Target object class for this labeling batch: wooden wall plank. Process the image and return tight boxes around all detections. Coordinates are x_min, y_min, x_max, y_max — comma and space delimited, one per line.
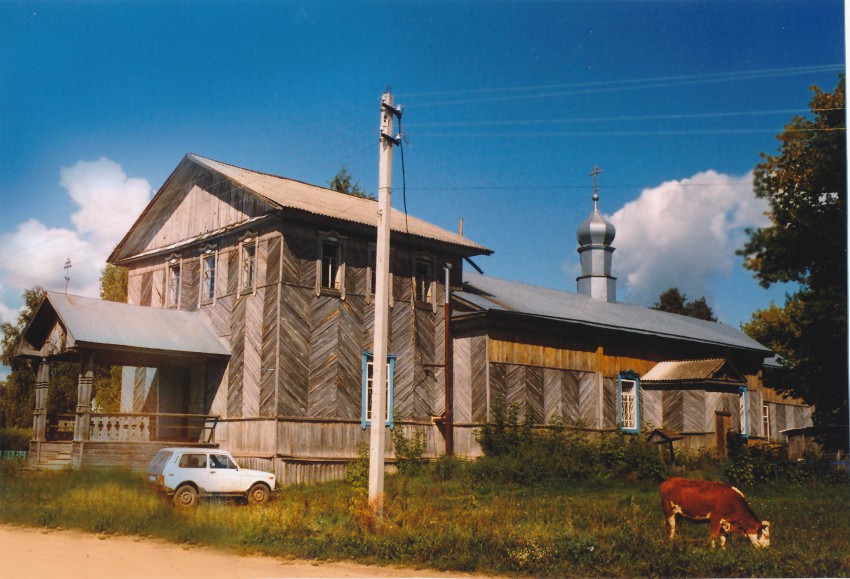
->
663, 390, 684, 432
683, 390, 705, 432
601, 377, 617, 428
227, 296, 246, 418
308, 296, 339, 418
642, 389, 663, 430
526, 366, 544, 423
453, 337, 472, 423
140, 272, 153, 307
278, 285, 310, 416
578, 372, 599, 427
242, 290, 262, 417
259, 284, 279, 418
470, 335, 487, 422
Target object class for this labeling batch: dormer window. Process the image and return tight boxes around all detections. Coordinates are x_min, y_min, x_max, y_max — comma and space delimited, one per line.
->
240, 236, 257, 294
414, 256, 434, 304
166, 255, 181, 308
200, 245, 217, 304
317, 232, 346, 296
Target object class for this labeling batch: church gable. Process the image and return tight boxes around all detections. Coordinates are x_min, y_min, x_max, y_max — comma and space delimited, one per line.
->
109, 156, 276, 264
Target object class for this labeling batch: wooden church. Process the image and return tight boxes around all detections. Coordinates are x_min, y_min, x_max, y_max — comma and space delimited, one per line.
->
16, 154, 811, 481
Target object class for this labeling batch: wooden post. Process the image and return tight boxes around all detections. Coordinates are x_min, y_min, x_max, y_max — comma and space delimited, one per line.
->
369, 91, 398, 516
74, 352, 94, 443
32, 358, 49, 442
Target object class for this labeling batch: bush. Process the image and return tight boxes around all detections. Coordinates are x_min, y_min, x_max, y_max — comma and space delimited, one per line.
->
0, 427, 32, 451
391, 426, 426, 474
472, 405, 667, 486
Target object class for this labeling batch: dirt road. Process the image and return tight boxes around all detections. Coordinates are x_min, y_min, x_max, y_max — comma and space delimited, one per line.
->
0, 524, 486, 579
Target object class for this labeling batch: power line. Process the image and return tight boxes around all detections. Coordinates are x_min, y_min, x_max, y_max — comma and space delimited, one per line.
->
400, 64, 845, 108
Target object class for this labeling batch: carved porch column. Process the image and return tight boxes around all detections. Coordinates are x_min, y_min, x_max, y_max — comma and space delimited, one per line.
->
32, 358, 49, 442
73, 352, 94, 443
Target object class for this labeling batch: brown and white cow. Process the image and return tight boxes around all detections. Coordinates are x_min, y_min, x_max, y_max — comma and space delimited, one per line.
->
660, 477, 770, 548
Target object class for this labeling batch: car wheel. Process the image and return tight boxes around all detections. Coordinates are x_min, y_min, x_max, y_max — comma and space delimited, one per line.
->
247, 483, 270, 505
172, 484, 199, 508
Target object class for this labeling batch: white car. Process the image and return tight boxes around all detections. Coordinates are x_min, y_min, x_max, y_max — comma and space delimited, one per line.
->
147, 448, 276, 507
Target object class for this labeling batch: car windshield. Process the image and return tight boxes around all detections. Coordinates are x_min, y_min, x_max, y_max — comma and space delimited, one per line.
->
147, 450, 173, 475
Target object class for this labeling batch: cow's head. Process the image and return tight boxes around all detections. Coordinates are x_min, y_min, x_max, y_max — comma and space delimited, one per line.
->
747, 521, 770, 548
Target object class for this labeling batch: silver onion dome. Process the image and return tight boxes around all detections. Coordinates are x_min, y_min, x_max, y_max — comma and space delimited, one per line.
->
576, 192, 616, 246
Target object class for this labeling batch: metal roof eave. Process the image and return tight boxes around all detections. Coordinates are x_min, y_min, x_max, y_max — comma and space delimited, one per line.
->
452, 308, 773, 356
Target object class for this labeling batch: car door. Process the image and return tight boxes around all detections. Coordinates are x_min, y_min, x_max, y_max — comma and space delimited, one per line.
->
175, 452, 210, 491
206, 453, 242, 493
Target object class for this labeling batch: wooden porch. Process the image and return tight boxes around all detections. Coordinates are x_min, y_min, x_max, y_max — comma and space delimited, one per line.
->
30, 412, 220, 470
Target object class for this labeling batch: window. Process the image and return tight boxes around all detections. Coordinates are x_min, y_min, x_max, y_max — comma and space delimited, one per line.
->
762, 403, 771, 439
210, 453, 236, 469
739, 386, 749, 438
167, 257, 181, 308
201, 251, 216, 303
618, 371, 640, 433
240, 239, 256, 293
178, 453, 207, 469
321, 240, 342, 290
368, 244, 377, 296
414, 258, 434, 303
361, 352, 395, 429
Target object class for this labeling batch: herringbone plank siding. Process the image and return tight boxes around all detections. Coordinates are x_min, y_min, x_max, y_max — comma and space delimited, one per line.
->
336, 297, 363, 418
241, 289, 262, 417
681, 390, 702, 432
309, 296, 340, 418
663, 390, 684, 432
391, 304, 415, 417
227, 296, 246, 418
489, 363, 506, 412
601, 377, 617, 428
140, 272, 152, 307
259, 284, 279, 417
470, 335, 487, 422
181, 258, 199, 310
526, 367, 543, 423
579, 372, 600, 427
453, 337, 472, 423
279, 285, 310, 416
642, 389, 662, 429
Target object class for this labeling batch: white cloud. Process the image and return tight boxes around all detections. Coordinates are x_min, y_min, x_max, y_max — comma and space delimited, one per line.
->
0, 158, 151, 310
61, 157, 152, 246
608, 170, 770, 306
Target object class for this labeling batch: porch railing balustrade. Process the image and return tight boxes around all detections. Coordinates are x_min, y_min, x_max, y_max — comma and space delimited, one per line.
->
47, 413, 219, 443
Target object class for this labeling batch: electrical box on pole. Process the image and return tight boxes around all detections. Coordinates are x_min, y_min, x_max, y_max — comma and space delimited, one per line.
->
369, 90, 401, 517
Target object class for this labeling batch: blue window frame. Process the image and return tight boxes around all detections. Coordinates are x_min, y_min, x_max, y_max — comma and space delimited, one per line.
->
738, 386, 749, 439
361, 352, 395, 430
617, 371, 640, 434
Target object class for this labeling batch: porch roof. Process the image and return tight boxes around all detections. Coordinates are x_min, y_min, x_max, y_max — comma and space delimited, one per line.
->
15, 292, 230, 366
641, 358, 747, 386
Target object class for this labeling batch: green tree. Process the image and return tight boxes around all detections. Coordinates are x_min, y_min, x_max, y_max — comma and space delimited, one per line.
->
93, 265, 128, 412
739, 77, 847, 436
1, 288, 46, 427
328, 166, 375, 200
651, 287, 717, 321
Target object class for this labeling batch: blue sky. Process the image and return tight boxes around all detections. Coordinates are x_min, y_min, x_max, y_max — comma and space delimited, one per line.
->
0, 1, 844, 373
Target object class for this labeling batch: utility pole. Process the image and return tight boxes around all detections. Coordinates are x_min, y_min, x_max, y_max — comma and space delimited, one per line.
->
64, 258, 72, 294
369, 90, 401, 516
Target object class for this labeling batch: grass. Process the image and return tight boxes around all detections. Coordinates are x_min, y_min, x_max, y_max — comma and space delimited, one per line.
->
0, 459, 848, 577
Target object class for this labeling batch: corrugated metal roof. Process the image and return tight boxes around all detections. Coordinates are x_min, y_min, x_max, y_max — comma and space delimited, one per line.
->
39, 292, 230, 357
641, 359, 727, 382
455, 272, 771, 354
188, 154, 492, 255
